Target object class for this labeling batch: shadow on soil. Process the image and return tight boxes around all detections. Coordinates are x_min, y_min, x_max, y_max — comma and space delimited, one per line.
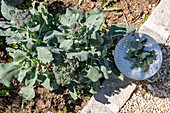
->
94, 76, 135, 104
48, 1, 66, 16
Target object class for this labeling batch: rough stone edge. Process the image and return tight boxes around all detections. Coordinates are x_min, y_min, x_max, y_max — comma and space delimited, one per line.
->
139, 25, 166, 47
81, 76, 137, 113
140, 0, 170, 44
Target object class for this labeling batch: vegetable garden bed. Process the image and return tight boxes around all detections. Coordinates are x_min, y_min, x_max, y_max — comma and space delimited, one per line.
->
0, 0, 160, 112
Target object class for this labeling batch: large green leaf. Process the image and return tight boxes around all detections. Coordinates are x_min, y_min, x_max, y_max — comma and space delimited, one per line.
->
19, 86, 35, 100
43, 30, 66, 46
24, 67, 38, 86
60, 7, 85, 26
0, 21, 12, 28
40, 68, 59, 91
88, 80, 100, 94
37, 47, 53, 64
1, 0, 17, 20
107, 58, 121, 76
67, 51, 90, 61
6, 48, 27, 64
29, 1, 36, 15
6, 34, 21, 44
107, 24, 136, 40
48, 47, 62, 61
68, 83, 77, 100
101, 65, 108, 79
0, 28, 14, 37
0, 27, 14, 37
90, 32, 104, 46
126, 26, 136, 34
99, 58, 109, 79
0, 29, 7, 36
18, 62, 32, 82
28, 25, 40, 32
86, 66, 102, 82
85, 8, 105, 32
0, 63, 21, 87
41, 78, 59, 91
59, 39, 73, 51
107, 24, 126, 40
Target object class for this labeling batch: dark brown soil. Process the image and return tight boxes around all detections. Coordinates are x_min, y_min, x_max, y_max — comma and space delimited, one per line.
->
0, 0, 160, 112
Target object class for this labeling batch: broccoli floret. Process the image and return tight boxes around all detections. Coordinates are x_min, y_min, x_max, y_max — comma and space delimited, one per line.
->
70, 22, 82, 35
12, 9, 32, 28
53, 58, 79, 86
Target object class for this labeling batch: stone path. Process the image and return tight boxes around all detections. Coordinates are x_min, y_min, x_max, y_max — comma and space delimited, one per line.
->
81, 0, 170, 113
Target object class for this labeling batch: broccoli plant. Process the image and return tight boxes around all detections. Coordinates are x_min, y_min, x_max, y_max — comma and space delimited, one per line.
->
0, 0, 59, 100
0, 0, 135, 100
43, 7, 136, 99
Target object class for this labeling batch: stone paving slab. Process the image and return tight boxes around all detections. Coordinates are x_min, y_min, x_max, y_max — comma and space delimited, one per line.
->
81, 0, 169, 113
81, 75, 136, 113
139, 0, 170, 46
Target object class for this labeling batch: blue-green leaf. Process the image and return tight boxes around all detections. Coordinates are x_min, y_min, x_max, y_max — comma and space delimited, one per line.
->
107, 24, 126, 40
85, 8, 105, 32
20, 86, 35, 100
0, 21, 12, 28
126, 26, 136, 34
60, 7, 85, 26
90, 32, 104, 46
41, 78, 59, 91
0, 63, 21, 87
29, 1, 36, 15
24, 67, 38, 86
28, 25, 40, 32
101, 65, 108, 79
37, 47, 53, 64
138, 52, 150, 60
6, 34, 21, 44
43, 30, 66, 46
59, 40, 73, 51
1, 0, 17, 20
68, 83, 77, 100
131, 39, 142, 51
18, 62, 32, 82
86, 66, 102, 82
67, 51, 90, 61
6, 48, 27, 64
89, 80, 100, 94
0, 29, 7, 36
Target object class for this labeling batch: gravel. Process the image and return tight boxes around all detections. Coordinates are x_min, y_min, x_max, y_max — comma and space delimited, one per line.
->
119, 39, 170, 113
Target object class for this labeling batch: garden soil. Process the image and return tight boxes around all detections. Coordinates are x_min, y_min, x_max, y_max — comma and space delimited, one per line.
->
0, 0, 160, 112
